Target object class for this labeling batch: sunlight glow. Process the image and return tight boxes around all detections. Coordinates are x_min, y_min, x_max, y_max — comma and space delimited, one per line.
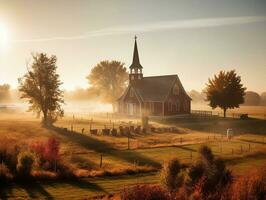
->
0, 23, 9, 49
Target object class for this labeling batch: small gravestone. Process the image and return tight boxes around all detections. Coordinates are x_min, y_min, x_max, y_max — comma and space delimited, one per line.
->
119, 126, 124, 135
90, 129, 98, 135
111, 128, 117, 136
102, 129, 110, 136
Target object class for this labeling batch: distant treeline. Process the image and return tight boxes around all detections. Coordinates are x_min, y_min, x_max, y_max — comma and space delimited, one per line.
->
188, 89, 266, 106
0, 84, 101, 103
1, 84, 266, 106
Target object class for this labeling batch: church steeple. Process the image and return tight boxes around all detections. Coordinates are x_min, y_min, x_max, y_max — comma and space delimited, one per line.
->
129, 36, 143, 82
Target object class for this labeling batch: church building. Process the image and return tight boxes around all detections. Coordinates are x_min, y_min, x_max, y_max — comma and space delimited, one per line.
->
117, 37, 191, 116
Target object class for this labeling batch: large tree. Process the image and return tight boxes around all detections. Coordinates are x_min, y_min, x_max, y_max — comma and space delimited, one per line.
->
87, 60, 128, 110
18, 53, 64, 125
205, 70, 246, 117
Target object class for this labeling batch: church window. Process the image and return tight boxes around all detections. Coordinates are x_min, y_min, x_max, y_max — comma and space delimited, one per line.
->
173, 84, 179, 95
130, 89, 134, 97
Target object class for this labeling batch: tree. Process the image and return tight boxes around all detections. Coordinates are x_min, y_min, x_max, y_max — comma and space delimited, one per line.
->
205, 70, 246, 117
260, 92, 266, 106
18, 53, 64, 125
0, 84, 10, 102
87, 60, 128, 110
244, 91, 261, 106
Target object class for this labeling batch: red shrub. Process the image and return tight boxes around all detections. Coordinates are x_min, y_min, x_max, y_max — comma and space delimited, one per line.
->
30, 137, 60, 170
45, 137, 60, 164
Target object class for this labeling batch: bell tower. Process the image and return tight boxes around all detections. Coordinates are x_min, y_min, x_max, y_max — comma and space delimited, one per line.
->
129, 36, 143, 82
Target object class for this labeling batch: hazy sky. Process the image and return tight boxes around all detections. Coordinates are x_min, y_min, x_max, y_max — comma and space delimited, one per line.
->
0, 0, 266, 93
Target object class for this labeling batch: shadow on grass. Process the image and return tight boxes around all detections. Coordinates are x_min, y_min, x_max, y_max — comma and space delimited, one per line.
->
18, 182, 54, 200
50, 126, 161, 167
176, 145, 197, 152
157, 117, 266, 135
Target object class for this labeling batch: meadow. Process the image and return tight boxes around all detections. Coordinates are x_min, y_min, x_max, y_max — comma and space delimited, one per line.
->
0, 106, 266, 199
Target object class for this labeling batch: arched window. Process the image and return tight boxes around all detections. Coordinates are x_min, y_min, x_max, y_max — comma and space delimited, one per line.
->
130, 89, 134, 97
173, 84, 179, 95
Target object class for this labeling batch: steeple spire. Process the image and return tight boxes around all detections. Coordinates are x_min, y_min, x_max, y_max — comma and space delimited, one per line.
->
130, 35, 143, 70
129, 36, 143, 82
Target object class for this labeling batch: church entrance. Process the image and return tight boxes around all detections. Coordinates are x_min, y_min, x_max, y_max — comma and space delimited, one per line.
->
128, 103, 134, 115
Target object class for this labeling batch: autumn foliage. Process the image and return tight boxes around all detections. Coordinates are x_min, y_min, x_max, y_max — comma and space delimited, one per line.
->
30, 137, 60, 170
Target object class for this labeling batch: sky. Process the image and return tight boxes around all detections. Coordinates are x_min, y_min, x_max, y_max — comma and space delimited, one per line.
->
0, 0, 266, 93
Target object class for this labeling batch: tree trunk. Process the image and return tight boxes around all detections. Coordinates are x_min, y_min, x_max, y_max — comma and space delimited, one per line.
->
223, 108, 227, 118
43, 110, 48, 126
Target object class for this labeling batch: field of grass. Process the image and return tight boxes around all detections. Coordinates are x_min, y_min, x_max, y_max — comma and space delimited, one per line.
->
0, 112, 266, 199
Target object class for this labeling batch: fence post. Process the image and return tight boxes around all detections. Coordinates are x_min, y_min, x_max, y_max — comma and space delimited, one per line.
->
240, 145, 243, 153
249, 143, 251, 152
232, 149, 234, 155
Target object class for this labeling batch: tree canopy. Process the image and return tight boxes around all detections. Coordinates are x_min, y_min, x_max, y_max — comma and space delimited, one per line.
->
87, 60, 128, 109
205, 70, 246, 117
244, 91, 261, 106
18, 53, 64, 125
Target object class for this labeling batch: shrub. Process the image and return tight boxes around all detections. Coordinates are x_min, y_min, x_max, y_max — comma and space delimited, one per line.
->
45, 137, 60, 166
30, 137, 60, 171
16, 151, 36, 178
160, 158, 184, 193
230, 167, 266, 200
0, 163, 13, 183
56, 161, 76, 180
198, 145, 214, 164
0, 138, 20, 172
187, 145, 232, 199
30, 141, 46, 165
121, 184, 170, 200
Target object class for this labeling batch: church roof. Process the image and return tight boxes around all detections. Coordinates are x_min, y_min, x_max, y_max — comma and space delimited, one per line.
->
130, 75, 191, 102
129, 37, 143, 69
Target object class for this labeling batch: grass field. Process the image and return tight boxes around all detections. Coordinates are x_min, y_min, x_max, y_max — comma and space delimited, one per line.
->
0, 111, 266, 199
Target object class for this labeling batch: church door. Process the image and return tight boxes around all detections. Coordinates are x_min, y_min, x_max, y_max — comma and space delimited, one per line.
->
129, 103, 134, 115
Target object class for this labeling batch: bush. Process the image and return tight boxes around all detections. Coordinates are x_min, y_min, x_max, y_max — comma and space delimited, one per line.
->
198, 145, 214, 164
0, 138, 20, 172
230, 167, 266, 200
160, 158, 184, 193
16, 151, 36, 178
0, 163, 13, 183
30, 137, 60, 171
56, 161, 76, 180
121, 184, 170, 200
186, 145, 232, 199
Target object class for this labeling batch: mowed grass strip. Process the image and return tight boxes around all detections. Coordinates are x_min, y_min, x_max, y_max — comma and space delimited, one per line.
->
1, 154, 266, 200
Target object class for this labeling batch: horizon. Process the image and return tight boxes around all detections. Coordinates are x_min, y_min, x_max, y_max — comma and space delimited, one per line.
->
0, 0, 266, 93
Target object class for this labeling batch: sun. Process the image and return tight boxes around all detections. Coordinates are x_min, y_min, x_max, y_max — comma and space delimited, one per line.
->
0, 23, 9, 48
